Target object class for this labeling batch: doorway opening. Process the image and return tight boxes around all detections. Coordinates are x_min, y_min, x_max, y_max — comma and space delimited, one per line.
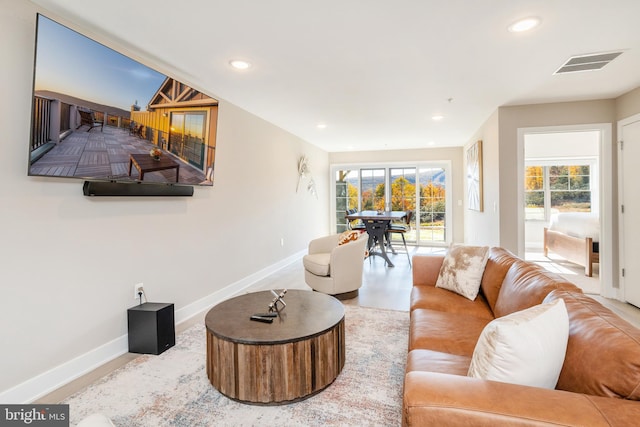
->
518, 125, 612, 296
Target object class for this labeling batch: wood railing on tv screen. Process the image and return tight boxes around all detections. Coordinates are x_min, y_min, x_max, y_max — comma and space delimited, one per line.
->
31, 96, 52, 151
31, 95, 214, 174
31, 96, 132, 152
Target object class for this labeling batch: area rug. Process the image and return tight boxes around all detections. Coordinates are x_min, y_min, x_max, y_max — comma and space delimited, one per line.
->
64, 305, 409, 426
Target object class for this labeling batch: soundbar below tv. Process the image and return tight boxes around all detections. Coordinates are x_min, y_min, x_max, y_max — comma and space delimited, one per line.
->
83, 181, 194, 197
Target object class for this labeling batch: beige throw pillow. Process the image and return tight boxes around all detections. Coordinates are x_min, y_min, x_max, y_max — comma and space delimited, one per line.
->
435, 244, 489, 300
468, 298, 569, 389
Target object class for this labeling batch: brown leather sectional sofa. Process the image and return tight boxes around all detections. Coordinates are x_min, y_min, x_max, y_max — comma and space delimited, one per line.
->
404, 247, 640, 426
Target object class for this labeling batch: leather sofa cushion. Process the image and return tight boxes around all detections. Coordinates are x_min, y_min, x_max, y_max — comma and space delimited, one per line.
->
302, 253, 330, 276
493, 260, 581, 318
412, 255, 445, 287
545, 290, 640, 399
403, 371, 640, 427
480, 247, 520, 315
410, 285, 494, 320
410, 308, 490, 356
406, 349, 471, 376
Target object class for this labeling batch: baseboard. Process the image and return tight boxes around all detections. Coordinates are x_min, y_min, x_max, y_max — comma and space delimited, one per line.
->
0, 335, 129, 404
0, 250, 306, 404
174, 249, 306, 325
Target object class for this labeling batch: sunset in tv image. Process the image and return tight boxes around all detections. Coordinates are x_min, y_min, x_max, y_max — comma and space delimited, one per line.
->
29, 14, 218, 186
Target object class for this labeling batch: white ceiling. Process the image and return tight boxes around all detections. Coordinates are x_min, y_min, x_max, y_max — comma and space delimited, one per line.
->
30, 0, 640, 152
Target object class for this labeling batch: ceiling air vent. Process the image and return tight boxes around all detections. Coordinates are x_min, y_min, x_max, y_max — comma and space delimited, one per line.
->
554, 51, 623, 74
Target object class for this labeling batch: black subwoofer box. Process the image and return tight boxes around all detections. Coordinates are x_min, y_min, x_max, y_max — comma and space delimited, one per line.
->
127, 302, 175, 355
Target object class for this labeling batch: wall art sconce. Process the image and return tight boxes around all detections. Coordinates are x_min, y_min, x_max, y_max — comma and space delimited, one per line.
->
297, 156, 317, 198
466, 140, 483, 211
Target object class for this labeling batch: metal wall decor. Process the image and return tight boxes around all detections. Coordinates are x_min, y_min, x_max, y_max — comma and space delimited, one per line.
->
466, 140, 483, 211
296, 156, 317, 198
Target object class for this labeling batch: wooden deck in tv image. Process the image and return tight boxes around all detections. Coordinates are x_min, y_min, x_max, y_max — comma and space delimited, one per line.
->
29, 14, 218, 186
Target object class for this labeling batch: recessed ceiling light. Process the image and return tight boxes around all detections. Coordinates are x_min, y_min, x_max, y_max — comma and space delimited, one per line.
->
508, 17, 541, 33
431, 115, 444, 121
229, 59, 251, 70
427, 141, 436, 146
316, 123, 327, 129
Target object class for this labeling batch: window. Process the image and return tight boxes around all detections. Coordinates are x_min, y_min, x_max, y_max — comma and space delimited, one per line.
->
169, 111, 207, 170
525, 162, 595, 221
525, 166, 545, 220
549, 166, 591, 212
418, 167, 447, 242
332, 163, 450, 244
390, 168, 416, 211
360, 168, 386, 211
335, 169, 359, 232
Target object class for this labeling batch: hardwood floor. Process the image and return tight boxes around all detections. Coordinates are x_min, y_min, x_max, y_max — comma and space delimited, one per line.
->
34, 245, 439, 404
35, 244, 640, 404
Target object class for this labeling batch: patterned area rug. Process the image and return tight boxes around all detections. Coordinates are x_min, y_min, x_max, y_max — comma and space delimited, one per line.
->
64, 305, 409, 426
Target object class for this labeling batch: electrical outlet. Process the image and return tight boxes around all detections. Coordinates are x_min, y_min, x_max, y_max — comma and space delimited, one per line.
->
134, 283, 144, 300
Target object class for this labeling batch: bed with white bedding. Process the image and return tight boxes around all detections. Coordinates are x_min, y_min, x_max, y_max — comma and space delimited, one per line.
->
543, 212, 599, 277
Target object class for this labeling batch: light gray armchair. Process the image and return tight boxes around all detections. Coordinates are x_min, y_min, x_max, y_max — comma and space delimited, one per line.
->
303, 232, 368, 299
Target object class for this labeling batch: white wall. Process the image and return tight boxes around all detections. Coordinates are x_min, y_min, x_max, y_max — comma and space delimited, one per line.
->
0, 0, 329, 402
496, 100, 616, 254
465, 98, 636, 299
616, 86, 640, 120
464, 110, 500, 247
525, 131, 600, 159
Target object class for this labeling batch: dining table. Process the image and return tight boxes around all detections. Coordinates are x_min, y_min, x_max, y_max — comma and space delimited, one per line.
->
345, 210, 407, 267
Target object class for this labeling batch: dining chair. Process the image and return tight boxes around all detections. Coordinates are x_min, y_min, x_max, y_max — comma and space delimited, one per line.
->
346, 208, 366, 231
386, 210, 413, 266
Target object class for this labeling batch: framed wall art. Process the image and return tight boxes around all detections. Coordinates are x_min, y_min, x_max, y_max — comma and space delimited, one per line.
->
466, 140, 483, 211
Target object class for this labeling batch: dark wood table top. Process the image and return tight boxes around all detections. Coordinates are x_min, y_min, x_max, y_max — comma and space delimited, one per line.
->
346, 210, 407, 221
205, 290, 344, 345
129, 153, 179, 172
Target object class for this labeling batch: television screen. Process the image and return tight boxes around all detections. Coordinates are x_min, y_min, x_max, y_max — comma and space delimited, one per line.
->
29, 14, 217, 187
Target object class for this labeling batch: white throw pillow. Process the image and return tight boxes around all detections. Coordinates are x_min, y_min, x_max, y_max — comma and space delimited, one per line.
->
435, 244, 489, 300
468, 298, 569, 389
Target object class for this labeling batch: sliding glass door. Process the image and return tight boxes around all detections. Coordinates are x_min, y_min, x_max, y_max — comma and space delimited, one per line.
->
332, 163, 450, 245
360, 168, 386, 211
335, 169, 359, 232
418, 167, 447, 243
389, 167, 417, 242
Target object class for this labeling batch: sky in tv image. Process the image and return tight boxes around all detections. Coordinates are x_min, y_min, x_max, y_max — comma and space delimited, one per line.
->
34, 15, 166, 112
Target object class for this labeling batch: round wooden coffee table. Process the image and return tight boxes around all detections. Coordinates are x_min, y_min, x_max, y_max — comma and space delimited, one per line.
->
205, 290, 345, 405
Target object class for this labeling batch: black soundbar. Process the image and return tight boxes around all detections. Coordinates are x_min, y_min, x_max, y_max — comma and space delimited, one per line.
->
83, 181, 194, 197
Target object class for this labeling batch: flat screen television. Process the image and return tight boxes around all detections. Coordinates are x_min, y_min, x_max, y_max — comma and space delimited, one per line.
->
29, 14, 218, 191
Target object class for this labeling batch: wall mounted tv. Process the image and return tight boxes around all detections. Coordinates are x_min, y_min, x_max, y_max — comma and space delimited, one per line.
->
29, 14, 218, 190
